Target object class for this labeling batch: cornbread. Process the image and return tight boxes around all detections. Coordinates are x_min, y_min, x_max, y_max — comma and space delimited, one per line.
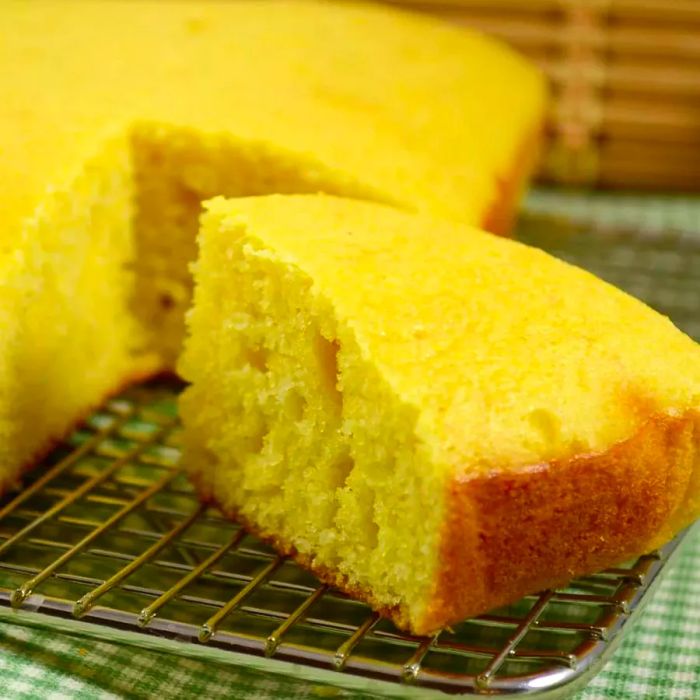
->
179, 195, 700, 634
0, 0, 545, 490
3, 0, 545, 367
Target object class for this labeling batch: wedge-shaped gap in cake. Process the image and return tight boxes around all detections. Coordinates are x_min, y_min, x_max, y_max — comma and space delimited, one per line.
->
128, 122, 391, 369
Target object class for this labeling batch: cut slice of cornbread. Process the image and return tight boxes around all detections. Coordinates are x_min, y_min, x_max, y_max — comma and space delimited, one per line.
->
179, 194, 700, 634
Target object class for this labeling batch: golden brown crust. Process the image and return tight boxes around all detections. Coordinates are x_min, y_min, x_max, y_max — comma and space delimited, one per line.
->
481, 124, 544, 237
418, 410, 700, 634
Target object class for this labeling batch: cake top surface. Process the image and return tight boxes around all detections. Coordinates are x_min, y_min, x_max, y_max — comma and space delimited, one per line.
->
204, 194, 700, 473
1, 0, 545, 238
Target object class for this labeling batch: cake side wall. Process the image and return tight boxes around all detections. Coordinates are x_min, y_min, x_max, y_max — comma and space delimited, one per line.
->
417, 410, 699, 634
481, 124, 546, 237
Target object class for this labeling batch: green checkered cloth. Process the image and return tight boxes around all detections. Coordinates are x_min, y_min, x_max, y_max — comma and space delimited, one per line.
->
1, 189, 699, 699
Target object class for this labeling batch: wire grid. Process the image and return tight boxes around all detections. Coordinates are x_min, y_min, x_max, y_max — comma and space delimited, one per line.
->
0, 218, 698, 698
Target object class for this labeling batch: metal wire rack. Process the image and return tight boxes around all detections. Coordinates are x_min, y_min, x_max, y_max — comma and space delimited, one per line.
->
0, 214, 698, 698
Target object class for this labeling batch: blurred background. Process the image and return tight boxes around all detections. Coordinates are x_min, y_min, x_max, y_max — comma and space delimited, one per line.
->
383, 0, 700, 191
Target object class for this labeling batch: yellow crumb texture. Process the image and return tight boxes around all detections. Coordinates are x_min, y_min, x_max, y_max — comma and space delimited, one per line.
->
0, 136, 155, 489
179, 194, 700, 631
0, 0, 545, 488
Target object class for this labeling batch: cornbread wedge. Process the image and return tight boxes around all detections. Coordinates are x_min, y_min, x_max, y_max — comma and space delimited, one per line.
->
179, 195, 700, 634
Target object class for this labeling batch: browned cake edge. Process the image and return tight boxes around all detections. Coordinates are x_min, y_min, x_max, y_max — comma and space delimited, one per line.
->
192, 409, 699, 636
418, 409, 700, 634
481, 124, 545, 237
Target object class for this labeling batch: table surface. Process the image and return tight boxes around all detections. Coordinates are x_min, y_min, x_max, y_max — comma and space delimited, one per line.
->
0, 188, 699, 700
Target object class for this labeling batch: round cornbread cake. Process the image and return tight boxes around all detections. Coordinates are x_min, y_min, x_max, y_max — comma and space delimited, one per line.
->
179, 194, 700, 634
0, 0, 545, 491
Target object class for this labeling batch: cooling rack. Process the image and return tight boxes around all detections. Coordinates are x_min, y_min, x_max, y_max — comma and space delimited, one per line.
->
0, 215, 698, 699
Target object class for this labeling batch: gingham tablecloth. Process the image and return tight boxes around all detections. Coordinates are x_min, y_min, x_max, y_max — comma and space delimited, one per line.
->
0, 189, 699, 699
